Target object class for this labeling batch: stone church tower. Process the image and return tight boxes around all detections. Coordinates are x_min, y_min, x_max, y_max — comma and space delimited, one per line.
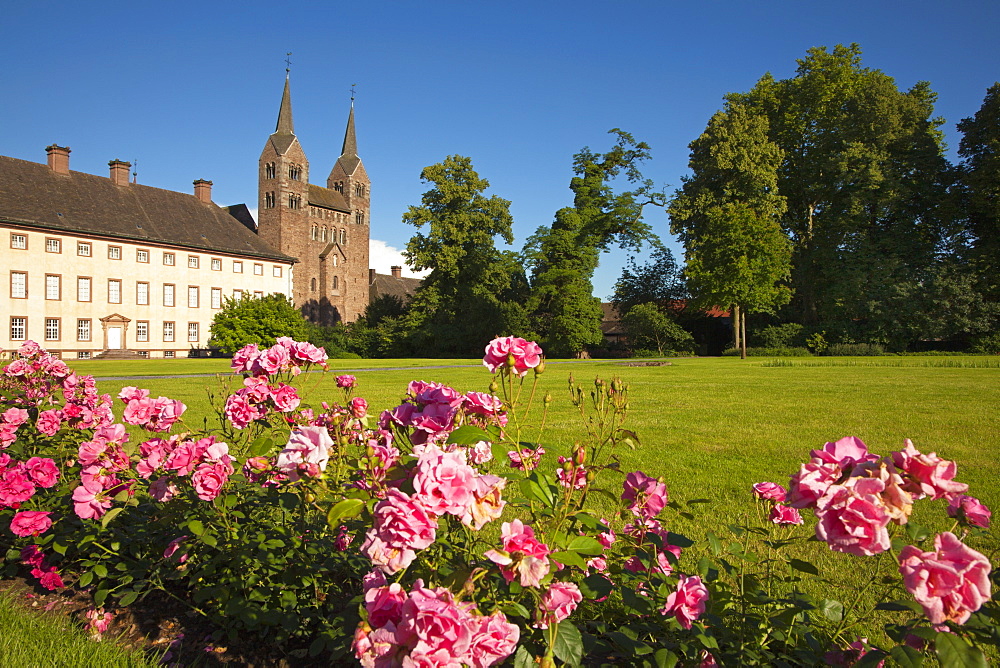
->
257, 75, 371, 324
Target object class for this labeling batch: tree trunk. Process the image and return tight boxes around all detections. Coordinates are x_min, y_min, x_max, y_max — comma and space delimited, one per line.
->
732, 304, 741, 352
740, 308, 747, 360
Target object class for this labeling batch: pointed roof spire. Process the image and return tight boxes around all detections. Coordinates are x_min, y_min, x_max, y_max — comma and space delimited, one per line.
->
341, 103, 357, 158
275, 74, 294, 135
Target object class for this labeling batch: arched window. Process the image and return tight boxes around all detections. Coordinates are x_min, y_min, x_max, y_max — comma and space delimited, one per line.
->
310, 224, 318, 240
339, 229, 347, 245
332, 276, 339, 290
321, 226, 327, 241
265, 162, 276, 179
310, 277, 317, 292
264, 192, 275, 208
355, 211, 365, 225
332, 255, 338, 267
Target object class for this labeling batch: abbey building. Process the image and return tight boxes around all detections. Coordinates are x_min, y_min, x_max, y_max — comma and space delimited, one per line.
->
0, 76, 370, 359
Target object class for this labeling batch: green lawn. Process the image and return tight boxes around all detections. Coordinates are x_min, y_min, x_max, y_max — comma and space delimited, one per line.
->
0, 590, 161, 667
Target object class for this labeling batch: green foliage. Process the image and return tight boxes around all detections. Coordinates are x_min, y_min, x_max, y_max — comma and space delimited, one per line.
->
721, 346, 812, 357
669, 102, 792, 357
401, 155, 530, 355
621, 302, 695, 356
208, 293, 308, 354
970, 332, 1000, 354
824, 342, 886, 356
751, 323, 804, 349
806, 331, 829, 354
528, 130, 663, 356
958, 82, 1000, 302
729, 44, 951, 335
612, 247, 687, 315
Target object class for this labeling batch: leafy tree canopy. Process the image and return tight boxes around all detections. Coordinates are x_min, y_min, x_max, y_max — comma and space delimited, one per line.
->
208, 293, 308, 354
401, 156, 530, 355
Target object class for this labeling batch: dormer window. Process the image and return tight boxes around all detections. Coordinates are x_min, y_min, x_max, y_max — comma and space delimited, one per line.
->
265, 162, 276, 179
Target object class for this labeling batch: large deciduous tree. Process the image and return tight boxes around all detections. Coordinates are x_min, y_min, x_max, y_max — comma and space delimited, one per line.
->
526, 130, 661, 357
729, 44, 951, 337
402, 155, 529, 355
958, 82, 1000, 302
669, 104, 792, 358
611, 247, 687, 315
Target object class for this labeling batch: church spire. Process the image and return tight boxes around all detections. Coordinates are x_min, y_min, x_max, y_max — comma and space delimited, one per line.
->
275, 74, 294, 135
341, 104, 357, 158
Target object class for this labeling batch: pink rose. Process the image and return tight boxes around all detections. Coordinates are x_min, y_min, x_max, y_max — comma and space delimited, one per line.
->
271, 383, 301, 412
483, 336, 543, 376
468, 612, 519, 668
395, 582, 473, 662
362, 489, 438, 574
10, 510, 52, 537
163, 535, 188, 560
276, 426, 333, 476
23, 457, 59, 488
787, 458, 841, 508
899, 532, 991, 625
814, 478, 891, 556
412, 445, 477, 517
892, 439, 969, 500
484, 519, 551, 587
0, 424, 17, 448
811, 437, 879, 470
147, 397, 185, 431
365, 582, 408, 629
622, 470, 667, 519
149, 477, 179, 502
336, 374, 357, 389
35, 410, 62, 436
21, 544, 45, 567
534, 581, 582, 629
37, 567, 64, 591
72, 479, 112, 520
290, 340, 326, 365
460, 475, 507, 531
259, 344, 291, 375
2, 408, 29, 426
122, 397, 155, 425
224, 394, 261, 429
947, 495, 991, 528
191, 461, 232, 501
663, 575, 709, 629
752, 481, 787, 502
350, 396, 369, 419
469, 441, 493, 465
769, 504, 804, 525
231, 343, 261, 373
117, 386, 150, 403
0, 468, 35, 506
464, 391, 504, 417
84, 608, 114, 636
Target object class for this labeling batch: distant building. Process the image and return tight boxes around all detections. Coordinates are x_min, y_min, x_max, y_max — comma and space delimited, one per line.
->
369, 266, 422, 306
0, 75, 372, 359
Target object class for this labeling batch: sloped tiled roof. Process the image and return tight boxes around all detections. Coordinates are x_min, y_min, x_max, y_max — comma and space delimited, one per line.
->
370, 272, 422, 303
0, 155, 295, 263
307, 184, 350, 212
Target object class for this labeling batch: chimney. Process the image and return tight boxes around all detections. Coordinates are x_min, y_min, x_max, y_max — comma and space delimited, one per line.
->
193, 179, 213, 204
369, 268, 376, 284
46, 145, 71, 175
391, 265, 402, 278
109, 159, 131, 186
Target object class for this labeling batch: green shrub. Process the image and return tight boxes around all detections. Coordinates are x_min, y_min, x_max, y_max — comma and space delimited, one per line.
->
751, 323, 804, 348
970, 332, 1000, 354
824, 342, 886, 356
722, 346, 812, 357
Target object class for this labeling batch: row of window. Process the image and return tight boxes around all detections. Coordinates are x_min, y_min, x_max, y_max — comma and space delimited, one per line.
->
9, 317, 201, 343
309, 276, 340, 291
263, 162, 303, 181
9, 234, 285, 276
329, 181, 368, 198
310, 225, 350, 244
10, 274, 268, 308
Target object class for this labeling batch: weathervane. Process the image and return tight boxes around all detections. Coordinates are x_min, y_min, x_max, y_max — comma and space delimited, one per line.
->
132, 159, 138, 184
350, 83, 357, 103
285, 52, 292, 74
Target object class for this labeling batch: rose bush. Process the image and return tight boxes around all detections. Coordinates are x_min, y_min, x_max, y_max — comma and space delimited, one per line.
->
0, 337, 997, 666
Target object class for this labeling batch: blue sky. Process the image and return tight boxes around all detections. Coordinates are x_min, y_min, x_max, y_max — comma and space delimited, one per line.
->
3, 1, 998, 298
